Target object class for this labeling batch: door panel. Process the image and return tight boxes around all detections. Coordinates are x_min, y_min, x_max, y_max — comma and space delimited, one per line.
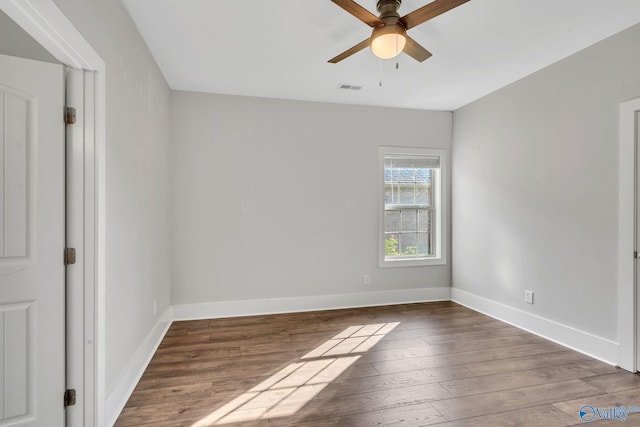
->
0, 303, 30, 419
0, 86, 31, 259
0, 54, 64, 426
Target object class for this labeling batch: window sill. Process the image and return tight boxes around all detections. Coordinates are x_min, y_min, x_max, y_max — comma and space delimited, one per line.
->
379, 257, 446, 268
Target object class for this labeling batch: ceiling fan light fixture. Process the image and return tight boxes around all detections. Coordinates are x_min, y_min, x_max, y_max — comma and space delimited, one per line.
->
370, 24, 407, 59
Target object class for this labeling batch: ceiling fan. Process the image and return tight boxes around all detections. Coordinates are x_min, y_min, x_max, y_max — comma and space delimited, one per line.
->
328, 0, 470, 63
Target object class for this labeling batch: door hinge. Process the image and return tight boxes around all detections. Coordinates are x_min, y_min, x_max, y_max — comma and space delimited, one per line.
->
64, 388, 76, 407
635, 251, 638, 259
64, 248, 76, 265
64, 106, 76, 125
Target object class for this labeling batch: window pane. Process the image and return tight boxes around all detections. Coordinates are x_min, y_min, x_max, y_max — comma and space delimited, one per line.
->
418, 210, 431, 232
384, 234, 399, 256
399, 185, 415, 205
385, 182, 401, 204
399, 233, 417, 256
417, 232, 431, 255
385, 211, 400, 232
385, 167, 433, 206
416, 168, 430, 183
401, 209, 417, 232
415, 183, 430, 205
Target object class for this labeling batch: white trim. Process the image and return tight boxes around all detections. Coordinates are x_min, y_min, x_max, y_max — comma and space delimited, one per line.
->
65, 67, 88, 427
172, 287, 452, 321
451, 288, 619, 366
0, 1, 107, 425
0, 0, 101, 69
82, 69, 98, 426
105, 308, 172, 427
619, 98, 640, 372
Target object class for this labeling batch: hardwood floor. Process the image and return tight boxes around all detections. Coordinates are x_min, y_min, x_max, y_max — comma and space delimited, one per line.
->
115, 302, 640, 426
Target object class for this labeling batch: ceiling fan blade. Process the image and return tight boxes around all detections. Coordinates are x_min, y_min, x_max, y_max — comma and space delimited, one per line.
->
400, 0, 470, 30
328, 38, 371, 63
403, 36, 432, 62
331, 0, 382, 27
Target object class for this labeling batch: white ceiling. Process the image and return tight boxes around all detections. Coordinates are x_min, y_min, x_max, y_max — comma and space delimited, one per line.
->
122, 0, 640, 111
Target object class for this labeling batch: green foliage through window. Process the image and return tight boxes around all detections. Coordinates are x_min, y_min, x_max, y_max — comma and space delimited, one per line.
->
385, 235, 399, 256
403, 246, 417, 255
385, 235, 419, 256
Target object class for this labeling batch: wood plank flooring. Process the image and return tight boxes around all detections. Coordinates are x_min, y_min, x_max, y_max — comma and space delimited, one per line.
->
115, 302, 640, 426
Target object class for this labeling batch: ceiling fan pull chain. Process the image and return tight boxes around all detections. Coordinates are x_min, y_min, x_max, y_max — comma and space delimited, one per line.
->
379, 57, 383, 87
396, 61, 399, 70
394, 36, 400, 70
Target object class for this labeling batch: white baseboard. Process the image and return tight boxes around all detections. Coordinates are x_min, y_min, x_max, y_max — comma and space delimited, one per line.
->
172, 287, 452, 321
451, 288, 619, 365
106, 308, 173, 427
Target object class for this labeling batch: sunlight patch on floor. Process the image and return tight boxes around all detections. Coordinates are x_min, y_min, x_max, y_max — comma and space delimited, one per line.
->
301, 322, 399, 359
191, 321, 400, 426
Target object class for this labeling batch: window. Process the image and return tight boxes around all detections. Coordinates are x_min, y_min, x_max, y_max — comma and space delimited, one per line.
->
379, 147, 446, 267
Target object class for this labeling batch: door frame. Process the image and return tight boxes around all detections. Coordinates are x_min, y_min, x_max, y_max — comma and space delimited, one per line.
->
65, 68, 97, 427
618, 97, 640, 373
0, 0, 106, 425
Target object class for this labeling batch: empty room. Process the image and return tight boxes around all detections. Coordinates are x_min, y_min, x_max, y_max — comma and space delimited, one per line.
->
1, 0, 640, 426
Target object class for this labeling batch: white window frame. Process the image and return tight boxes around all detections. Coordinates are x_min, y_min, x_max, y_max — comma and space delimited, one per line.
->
378, 146, 447, 267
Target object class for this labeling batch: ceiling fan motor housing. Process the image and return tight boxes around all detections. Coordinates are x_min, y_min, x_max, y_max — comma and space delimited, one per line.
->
376, 0, 402, 18
373, 1, 407, 42
371, 21, 407, 42
371, 0, 407, 57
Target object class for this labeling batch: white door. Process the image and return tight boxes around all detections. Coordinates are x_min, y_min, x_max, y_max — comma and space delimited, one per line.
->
0, 54, 65, 425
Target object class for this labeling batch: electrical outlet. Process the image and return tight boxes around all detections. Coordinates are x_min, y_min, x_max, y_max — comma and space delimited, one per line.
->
363, 275, 371, 286
524, 290, 534, 305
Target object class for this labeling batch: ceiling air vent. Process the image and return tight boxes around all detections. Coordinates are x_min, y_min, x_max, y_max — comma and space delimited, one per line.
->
337, 83, 363, 91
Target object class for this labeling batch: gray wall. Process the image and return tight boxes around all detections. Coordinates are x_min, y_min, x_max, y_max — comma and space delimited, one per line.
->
452, 23, 640, 341
171, 92, 452, 305
51, 0, 172, 395
0, 10, 58, 63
